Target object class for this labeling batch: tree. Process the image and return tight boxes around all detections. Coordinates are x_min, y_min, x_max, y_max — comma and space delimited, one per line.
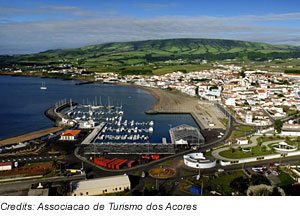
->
239, 70, 246, 78
243, 100, 249, 106
251, 174, 271, 186
230, 176, 250, 195
57, 181, 70, 196
274, 119, 283, 134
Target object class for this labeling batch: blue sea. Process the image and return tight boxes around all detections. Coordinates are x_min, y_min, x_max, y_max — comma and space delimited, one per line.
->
0, 75, 198, 142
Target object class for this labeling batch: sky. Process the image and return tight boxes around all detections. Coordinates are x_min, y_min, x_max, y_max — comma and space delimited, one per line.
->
0, 0, 300, 54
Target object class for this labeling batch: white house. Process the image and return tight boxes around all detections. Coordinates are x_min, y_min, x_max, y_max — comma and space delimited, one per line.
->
225, 98, 236, 106
245, 111, 253, 124
257, 89, 268, 99
237, 137, 249, 145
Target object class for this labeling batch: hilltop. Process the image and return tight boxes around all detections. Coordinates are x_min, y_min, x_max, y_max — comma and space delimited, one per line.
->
1, 38, 300, 74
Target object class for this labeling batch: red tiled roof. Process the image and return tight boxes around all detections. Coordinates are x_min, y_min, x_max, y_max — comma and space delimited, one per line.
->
61, 130, 81, 137
0, 162, 12, 166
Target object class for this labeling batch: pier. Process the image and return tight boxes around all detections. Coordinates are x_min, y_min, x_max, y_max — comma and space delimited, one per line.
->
75, 81, 95, 85
45, 100, 76, 123
81, 123, 106, 144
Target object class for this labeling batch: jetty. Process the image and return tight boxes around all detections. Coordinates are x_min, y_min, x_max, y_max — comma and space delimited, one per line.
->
0, 127, 62, 147
45, 101, 76, 123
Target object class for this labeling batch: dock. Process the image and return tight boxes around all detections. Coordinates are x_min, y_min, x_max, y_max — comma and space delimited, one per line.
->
81, 123, 106, 145
75, 81, 95, 85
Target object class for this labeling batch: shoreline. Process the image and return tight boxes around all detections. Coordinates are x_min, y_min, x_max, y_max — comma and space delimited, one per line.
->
0, 74, 226, 144
118, 83, 226, 129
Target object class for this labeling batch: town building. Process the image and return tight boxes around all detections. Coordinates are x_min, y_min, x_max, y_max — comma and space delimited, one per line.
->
0, 162, 12, 171
71, 175, 131, 196
60, 130, 81, 141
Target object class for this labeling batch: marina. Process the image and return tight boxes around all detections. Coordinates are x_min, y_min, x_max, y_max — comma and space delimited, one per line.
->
63, 97, 155, 144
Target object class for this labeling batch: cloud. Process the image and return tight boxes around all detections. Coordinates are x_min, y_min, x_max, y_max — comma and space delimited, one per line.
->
0, 15, 300, 54
140, 3, 180, 11
232, 13, 300, 22
0, 5, 118, 19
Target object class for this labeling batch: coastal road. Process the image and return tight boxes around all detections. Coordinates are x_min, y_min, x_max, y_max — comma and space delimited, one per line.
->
0, 155, 58, 163
0, 174, 86, 196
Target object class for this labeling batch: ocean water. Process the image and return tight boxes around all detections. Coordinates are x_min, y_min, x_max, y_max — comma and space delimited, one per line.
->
0, 75, 198, 142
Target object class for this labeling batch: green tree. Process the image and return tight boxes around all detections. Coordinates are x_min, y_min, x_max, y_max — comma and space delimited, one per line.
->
274, 119, 283, 134
251, 174, 271, 186
57, 181, 70, 196
230, 176, 250, 195
239, 71, 246, 78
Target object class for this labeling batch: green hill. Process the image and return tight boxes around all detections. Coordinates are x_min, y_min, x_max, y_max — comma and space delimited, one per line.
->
2, 38, 300, 74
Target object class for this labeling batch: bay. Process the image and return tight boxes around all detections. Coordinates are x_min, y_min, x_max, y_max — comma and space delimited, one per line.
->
0, 75, 198, 142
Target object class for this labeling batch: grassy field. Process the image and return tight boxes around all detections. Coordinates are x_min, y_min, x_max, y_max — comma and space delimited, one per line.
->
219, 145, 273, 159
230, 130, 247, 139
180, 171, 247, 195
277, 170, 296, 187
204, 171, 247, 195
159, 160, 173, 166
257, 136, 281, 144
236, 126, 255, 131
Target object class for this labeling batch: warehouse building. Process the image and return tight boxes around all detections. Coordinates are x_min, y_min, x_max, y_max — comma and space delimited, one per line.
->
169, 124, 205, 150
71, 175, 131, 196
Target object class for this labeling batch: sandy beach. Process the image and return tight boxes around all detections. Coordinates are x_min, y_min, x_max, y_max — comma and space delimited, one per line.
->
119, 83, 226, 129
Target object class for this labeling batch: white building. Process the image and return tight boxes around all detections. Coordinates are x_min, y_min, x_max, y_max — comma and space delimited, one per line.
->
0, 162, 12, 171
245, 111, 253, 124
237, 137, 249, 145
183, 153, 216, 169
60, 130, 81, 141
225, 98, 236, 106
71, 175, 131, 196
281, 124, 300, 136
257, 89, 268, 99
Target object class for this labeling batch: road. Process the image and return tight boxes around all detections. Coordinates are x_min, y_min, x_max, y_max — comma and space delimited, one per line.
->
0, 155, 58, 163
0, 174, 86, 196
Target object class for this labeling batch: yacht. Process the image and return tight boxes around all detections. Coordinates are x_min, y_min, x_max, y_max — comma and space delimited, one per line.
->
40, 82, 47, 90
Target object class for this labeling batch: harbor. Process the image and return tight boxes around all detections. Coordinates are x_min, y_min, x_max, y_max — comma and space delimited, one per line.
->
63, 96, 156, 144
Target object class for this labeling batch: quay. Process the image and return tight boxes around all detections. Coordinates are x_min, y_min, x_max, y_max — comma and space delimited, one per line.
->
0, 127, 62, 147
81, 123, 106, 144
75, 81, 95, 85
45, 101, 76, 123
145, 110, 206, 129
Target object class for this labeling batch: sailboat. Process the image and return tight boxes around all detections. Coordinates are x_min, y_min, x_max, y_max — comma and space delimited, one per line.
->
40, 82, 47, 90
106, 96, 115, 109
